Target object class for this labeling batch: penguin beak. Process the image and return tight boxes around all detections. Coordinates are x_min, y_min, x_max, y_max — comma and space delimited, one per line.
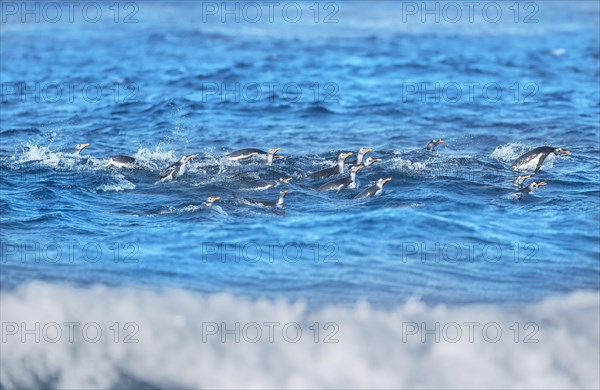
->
362, 148, 373, 153
383, 177, 392, 183
186, 154, 197, 159
561, 149, 571, 155
273, 148, 281, 152
344, 152, 353, 157
372, 158, 382, 162
522, 175, 532, 180
81, 143, 90, 148
275, 155, 284, 159
281, 190, 288, 195
283, 178, 293, 182
356, 165, 364, 170
212, 197, 221, 202
536, 182, 547, 187
438, 139, 445, 144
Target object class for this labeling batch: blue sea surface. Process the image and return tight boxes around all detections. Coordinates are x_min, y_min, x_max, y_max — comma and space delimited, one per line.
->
1, 1, 599, 309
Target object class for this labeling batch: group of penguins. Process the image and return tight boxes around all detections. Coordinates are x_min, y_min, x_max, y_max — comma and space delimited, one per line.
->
69, 140, 572, 207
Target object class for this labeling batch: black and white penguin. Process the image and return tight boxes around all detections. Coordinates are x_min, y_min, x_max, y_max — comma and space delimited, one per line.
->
158, 154, 197, 181
425, 139, 445, 151
309, 152, 353, 179
511, 146, 571, 172
316, 165, 364, 192
346, 148, 372, 165
514, 181, 546, 200
354, 178, 392, 199
240, 190, 288, 207
227, 148, 281, 166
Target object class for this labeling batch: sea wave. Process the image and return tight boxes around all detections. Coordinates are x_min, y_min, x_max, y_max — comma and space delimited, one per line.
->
1, 283, 598, 389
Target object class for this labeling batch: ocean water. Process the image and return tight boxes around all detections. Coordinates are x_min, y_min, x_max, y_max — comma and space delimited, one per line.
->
1, 1, 599, 388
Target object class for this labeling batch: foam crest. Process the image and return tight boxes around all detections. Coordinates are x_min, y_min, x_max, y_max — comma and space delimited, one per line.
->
1, 283, 598, 389
490, 143, 529, 162
96, 173, 136, 192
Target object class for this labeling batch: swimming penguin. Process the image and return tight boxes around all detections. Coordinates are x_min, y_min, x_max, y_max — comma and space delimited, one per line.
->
73, 143, 90, 155
227, 148, 281, 165
347, 148, 373, 165
158, 154, 197, 181
425, 139, 445, 151
511, 146, 571, 172
240, 177, 292, 191
363, 157, 382, 167
512, 175, 532, 187
106, 155, 137, 168
515, 181, 546, 199
354, 177, 392, 199
316, 165, 364, 192
203, 196, 220, 206
309, 152, 353, 179
241, 190, 288, 207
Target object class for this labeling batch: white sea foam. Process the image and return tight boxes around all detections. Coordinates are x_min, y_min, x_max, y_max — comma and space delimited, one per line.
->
16, 144, 79, 169
133, 147, 178, 171
490, 143, 530, 162
96, 174, 136, 193
1, 283, 598, 389
389, 157, 427, 171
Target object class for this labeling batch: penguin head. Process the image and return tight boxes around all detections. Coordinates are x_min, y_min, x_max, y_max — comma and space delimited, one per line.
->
279, 190, 289, 198
75, 143, 90, 152
364, 157, 382, 166
426, 139, 444, 150
280, 177, 293, 183
268, 147, 281, 155
358, 147, 372, 155
377, 177, 392, 187
530, 181, 547, 191
350, 165, 364, 173
554, 147, 571, 155
339, 151, 353, 161
206, 196, 220, 205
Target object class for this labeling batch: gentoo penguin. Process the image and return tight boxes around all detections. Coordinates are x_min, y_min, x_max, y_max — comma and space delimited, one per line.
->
354, 178, 392, 199
347, 148, 373, 165
512, 175, 532, 187
316, 165, 364, 192
240, 177, 292, 191
73, 143, 90, 155
158, 154, 197, 181
425, 139, 445, 151
227, 148, 281, 165
515, 181, 546, 200
106, 155, 137, 168
363, 157, 382, 167
309, 152, 353, 179
511, 146, 571, 172
241, 190, 288, 207
203, 196, 220, 206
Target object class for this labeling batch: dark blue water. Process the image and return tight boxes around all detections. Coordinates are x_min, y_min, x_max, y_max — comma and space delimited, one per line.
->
1, 1, 599, 308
